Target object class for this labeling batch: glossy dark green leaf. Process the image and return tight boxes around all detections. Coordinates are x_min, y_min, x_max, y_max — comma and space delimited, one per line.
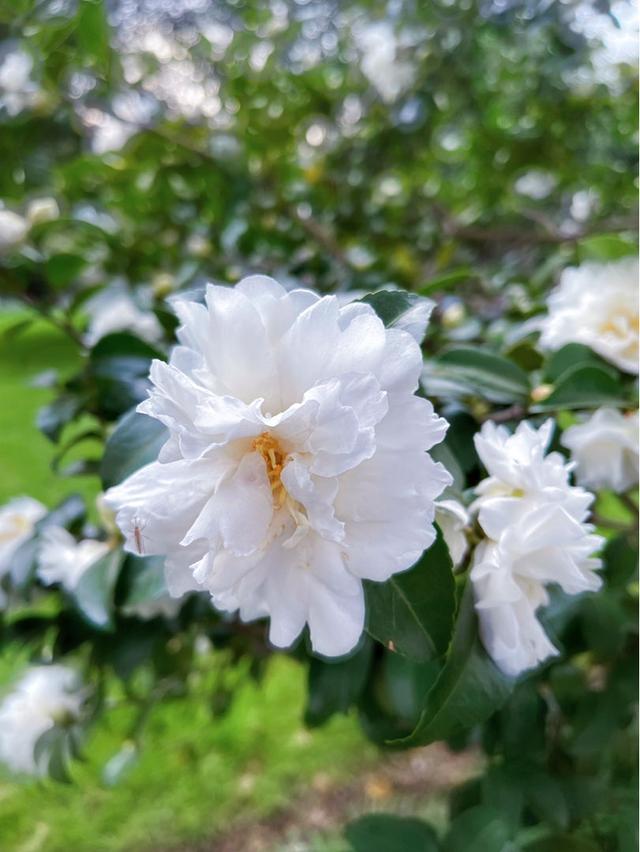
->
364, 530, 456, 662
443, 806, 511, 852
346, 813, 440, 852
399, 583, 513, 747
424, 346, 530, 404
359, 289, 433, 344
305, 638, 373, 726
100, 408, 167, 489
89, 334, 165, 419
72, 548, 123, 631
544, 344, 606, 383
121, 554, 169, 609
37, 394, 84, 442
533, 364, 627, 411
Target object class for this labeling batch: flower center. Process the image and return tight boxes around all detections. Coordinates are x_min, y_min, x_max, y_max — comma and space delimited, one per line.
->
252, 432, 288, 507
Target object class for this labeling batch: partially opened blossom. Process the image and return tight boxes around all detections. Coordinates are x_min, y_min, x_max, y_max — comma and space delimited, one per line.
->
470, 419, 603, 677
0, 496, 46, 601
435, 499, 470, 568
561, 407, 639, 493
0, 665, 85, 775
105, 277, 451, 656
539, 258, 639, 374
37, 527, 110, 592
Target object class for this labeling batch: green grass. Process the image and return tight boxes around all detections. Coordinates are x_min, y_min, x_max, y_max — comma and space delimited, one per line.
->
0, 311, 374, 852
0, 654, 375, 852
0, 313, 100, 507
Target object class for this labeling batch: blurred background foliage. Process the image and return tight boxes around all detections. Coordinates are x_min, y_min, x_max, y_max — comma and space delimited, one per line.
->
0, 0, 637, 850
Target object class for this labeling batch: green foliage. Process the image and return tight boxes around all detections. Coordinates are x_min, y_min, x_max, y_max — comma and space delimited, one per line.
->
364, 530, 456, 663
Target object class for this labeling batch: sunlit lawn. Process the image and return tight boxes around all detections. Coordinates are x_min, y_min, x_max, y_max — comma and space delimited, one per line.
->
0, 312, 375, 851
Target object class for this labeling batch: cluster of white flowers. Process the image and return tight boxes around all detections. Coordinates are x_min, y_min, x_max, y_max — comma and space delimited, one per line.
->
0, 665, 85, 775
539, 257, 639, 374
37, 527, 110, 592
0, 497, 46, 604
562, 407, 639, 494
470, 420, 604, 677
106, 276, 451, 657
84, 280, 164, 346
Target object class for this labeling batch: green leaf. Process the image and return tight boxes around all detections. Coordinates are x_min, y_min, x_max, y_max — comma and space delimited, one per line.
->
577, 233, 637, 262
37, 394, 84, 442
420, 267, 475, 294
544, 344, 607, 383
100, 408, 167, 489
89, 333, 165, 420
424, 346, 530, 404
532, 364, 628, 411
444, 806, 511, 852
399, 583, 513, 747
525, 772, 569, 831
364, 529, 456, 662
76, 0, 112, 73
121, 555, 169, 609
34, 727, 75, 783
346, 814, 441, 852
305, 638, 373, 726
45, 253, 86, 287
72, 548, 123, 631
359, 289, 433, 344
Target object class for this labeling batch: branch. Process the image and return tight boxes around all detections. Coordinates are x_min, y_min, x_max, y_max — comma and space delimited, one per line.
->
435, 203, 637, 246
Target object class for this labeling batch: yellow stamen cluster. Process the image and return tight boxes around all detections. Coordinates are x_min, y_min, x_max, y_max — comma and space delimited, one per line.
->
252, 432, 288, 507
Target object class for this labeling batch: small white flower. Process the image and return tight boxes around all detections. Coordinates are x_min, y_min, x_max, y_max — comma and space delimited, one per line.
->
356, 22, 414, 103
0, 48, 40, 115
37, 527, 110, 592
84, 280, 163, 346
435, 499, 470, 568
26, 197, 60, 226
562, 407, 639, 493
514, 170, 557, 200
105, 276, 451, 657
0, 665, 85, 775
0, 209, 29, 252
470, 419, 604, 677
0, 497, 46, 599
539, 258, 639, 374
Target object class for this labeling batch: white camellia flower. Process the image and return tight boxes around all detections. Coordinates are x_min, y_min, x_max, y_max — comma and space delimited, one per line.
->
37, 527, 110, 592
105, 277, 451, 656
561, 408, 639, 493
0, 209, 29, 252
84, 279, 164, 346
539, 257, 639, 374
435, 499, 470, 568
470, 419, 604, 677
0, 496, 46, 601
0, 665, 85, 775
26, 196, 60, 226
